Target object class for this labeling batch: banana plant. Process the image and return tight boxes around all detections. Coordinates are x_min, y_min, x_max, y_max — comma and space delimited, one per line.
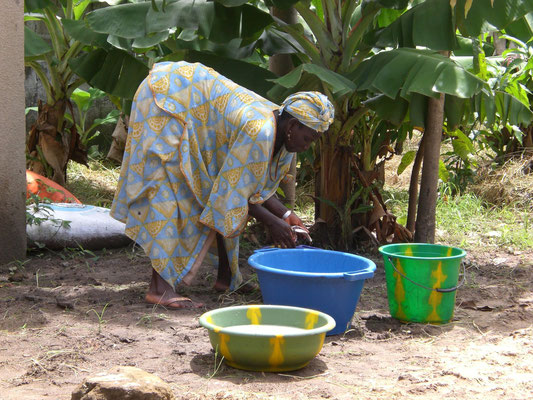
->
24, 0, 147, 185
24, 0, 92, 185
67, 0, 533, 247
67, 87, 121, 155
478, 34, 533, 158
266, 0, 533, 246
398, 33, 533, 196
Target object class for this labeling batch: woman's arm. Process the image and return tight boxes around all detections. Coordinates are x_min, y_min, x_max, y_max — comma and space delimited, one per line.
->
262, 195, 290, 219
263, 195, 309, 233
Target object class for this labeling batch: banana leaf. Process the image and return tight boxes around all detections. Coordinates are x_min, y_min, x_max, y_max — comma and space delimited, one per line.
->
364, 92, 470, 129
371, 0, 533, 51
269, 64, 356, 97
363, 94, 409, 126
181, 51, 278, 97
87, 1, 152, 39
258, 27, 305, 56
455, 0, 533, 38
215, 0, 251, 6
24, 26, 52, 59
210, 2, 273, 45
62, 19, 110, 48
352, 48, 484, 99
505, 12, 533, 43
69, 49, 149, 99
86, 0, 272, 45
369, 0, 456, 50
25, 0, 54, 12
145, 0, 214, 38
265, 0, 300, 8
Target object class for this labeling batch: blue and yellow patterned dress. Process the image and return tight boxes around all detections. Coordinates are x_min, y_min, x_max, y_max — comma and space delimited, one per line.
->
111, 61, 294, 289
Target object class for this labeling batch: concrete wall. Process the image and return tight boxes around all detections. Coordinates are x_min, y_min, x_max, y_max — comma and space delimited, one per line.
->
0, 0, 27, 263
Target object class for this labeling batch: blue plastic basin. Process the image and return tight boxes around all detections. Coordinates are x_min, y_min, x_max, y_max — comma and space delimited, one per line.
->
248, 247, 376, 335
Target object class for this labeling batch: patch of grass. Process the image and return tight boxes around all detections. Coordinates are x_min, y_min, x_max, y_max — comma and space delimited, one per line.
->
382, 189, 532, 251
465, 271, 479, 288
54, 246, 100, 261
435, 193, 532, 251
6, 259, 30, 277
66, 158, 120, 207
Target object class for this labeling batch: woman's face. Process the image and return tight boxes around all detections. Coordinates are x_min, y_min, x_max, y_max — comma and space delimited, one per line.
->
284, 120, 320, 153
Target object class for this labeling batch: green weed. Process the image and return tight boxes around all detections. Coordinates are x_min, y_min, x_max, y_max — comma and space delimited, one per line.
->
57, 246, 100, 263
207, 345, 225, 379
382, 188, 409, 223
87, 303, 110, 334
465, 271, 479, 288
136, 304, 170, 328
7, 259, 30, 277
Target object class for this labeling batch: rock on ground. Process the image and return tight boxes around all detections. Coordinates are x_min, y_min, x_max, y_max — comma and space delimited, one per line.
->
71, 366, 174, 400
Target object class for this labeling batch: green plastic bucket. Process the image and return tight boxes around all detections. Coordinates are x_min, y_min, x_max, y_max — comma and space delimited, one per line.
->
379, 243, 466, 324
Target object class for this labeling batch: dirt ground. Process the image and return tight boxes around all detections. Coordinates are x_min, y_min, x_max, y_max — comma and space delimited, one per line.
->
1, 235, 532, 400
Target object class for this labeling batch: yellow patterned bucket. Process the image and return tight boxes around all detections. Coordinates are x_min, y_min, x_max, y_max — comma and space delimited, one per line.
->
379, 243, 466, 324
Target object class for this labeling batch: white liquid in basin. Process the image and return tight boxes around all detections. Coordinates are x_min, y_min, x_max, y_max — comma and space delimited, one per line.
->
222, 324, 307, 335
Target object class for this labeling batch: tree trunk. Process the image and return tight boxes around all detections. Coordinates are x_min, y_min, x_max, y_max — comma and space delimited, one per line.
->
269, 6, 297, 208
406, 134, 426, 233
492, 32, 507, 56
523, 125, 533, 149
414, 93, 445, 243
27, 100, 87, 186
27, 100, 69, 185
317, 142, 352, 243
107, 115, 129, 164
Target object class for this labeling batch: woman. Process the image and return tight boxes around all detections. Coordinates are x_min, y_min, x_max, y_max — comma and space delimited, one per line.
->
111, 61, 334, 308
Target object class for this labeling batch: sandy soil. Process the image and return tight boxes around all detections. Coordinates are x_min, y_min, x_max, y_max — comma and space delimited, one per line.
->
0, 239, 532, 400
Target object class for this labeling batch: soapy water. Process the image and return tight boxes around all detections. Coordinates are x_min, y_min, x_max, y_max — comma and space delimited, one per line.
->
221, 324, 307, 335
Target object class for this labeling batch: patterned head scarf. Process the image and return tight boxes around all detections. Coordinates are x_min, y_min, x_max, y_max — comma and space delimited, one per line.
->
279, 91, 335, 133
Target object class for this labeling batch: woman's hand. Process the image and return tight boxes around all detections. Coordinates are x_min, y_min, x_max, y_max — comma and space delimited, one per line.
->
248, 202, 296, 248
284, 212, 308, 232
284, 212, 311, 243
266, 214, 296, 248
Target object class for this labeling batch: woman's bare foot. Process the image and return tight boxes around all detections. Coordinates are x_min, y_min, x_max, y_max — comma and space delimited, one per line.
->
213, 233, 231, 291
146, 270, 203, 309
213, 279, 230, 292
213, 234, 259, 293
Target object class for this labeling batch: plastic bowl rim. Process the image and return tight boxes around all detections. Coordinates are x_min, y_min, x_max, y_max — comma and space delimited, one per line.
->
199, 304, 336, 336
248, 248, 377, 279
378, 242, 467, 260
